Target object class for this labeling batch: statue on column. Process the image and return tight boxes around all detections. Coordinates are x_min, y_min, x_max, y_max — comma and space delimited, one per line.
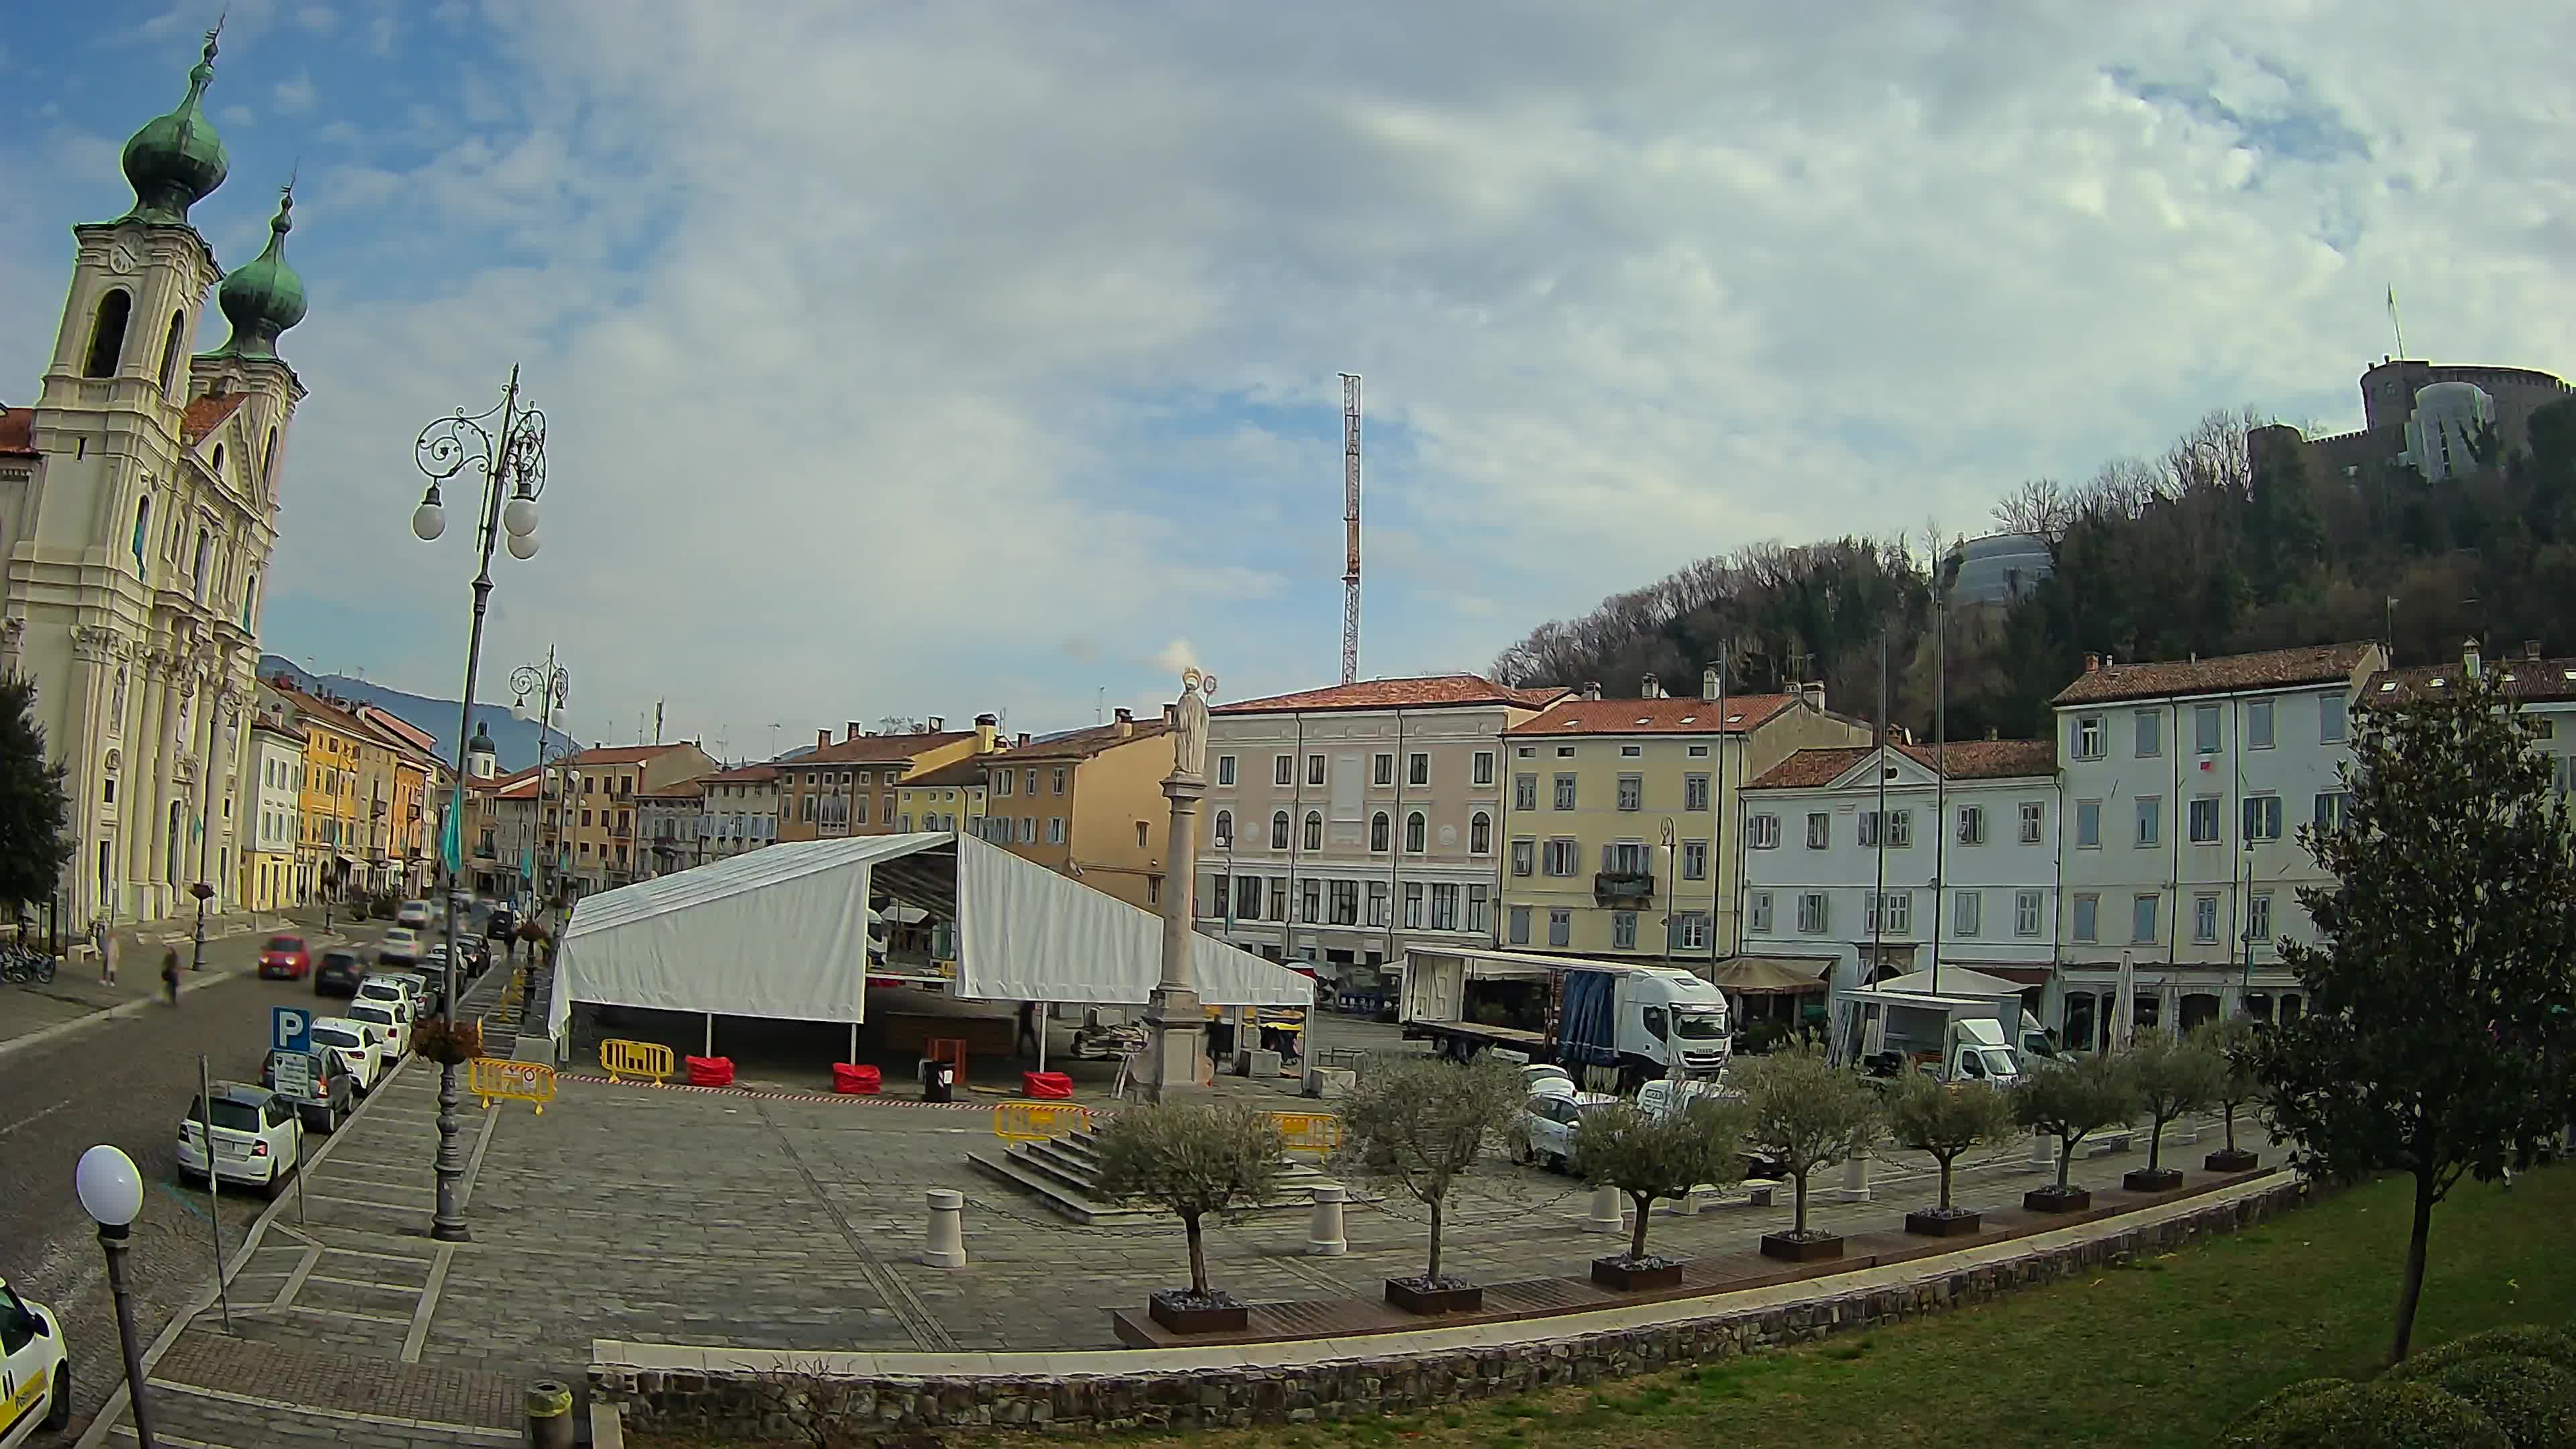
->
1171, 667, 1216, 782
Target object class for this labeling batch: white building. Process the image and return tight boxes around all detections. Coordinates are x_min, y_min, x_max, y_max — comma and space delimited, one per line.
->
1197, 676, 1564, 993
2365, 639, 2576, 795
694, 763, 781, 863
2049, 641, 2385, 1046
1738, 738, 2061, 1009
241, 709, 303, 911
0, 33, 309, 926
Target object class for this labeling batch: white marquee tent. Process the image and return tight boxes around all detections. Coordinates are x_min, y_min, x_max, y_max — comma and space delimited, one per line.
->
543, 832, 1313, 1051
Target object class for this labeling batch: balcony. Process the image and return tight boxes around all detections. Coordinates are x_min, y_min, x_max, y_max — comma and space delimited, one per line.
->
1593, 871, 1655, 906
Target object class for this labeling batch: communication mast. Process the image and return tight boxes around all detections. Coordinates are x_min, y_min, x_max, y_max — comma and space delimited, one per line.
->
1340, 372, 1362, 685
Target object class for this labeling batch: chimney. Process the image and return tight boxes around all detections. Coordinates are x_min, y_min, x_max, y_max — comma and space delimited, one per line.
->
1163, 703, 1177, 727
1582, 680, 1603, 702
927, 716, 945, 733
1701, 665, 1721, 702
974, 712, 998, 754
847, 721, 863, 742
1017, 732, 1031, 747
2083, 652, 2100, 674
817, 728, 830, 751
1640, 672, 1660, 699
1800, 682, 1825, 712
2463, 637, 2481, 681
1114, 706, 1134, 737
2527, 639, 2544, 661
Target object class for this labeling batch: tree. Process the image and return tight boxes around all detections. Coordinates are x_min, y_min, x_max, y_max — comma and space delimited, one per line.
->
1885, 1073, 2017, 1215
1733, 1044, 1880, 1238
2251, 668, 2576, 1365
2191, 1018, 2263, 1160
1093, 1101, 1285, 1301
1573, 1096, 1755, 1265
2010, 1052, 2137, 1192
2126, 1028, 2228, 1175
1334, 1054, 1521, 1286
0, 676, 74, 917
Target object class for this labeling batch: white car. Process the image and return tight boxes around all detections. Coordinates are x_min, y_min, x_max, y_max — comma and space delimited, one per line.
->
177, 1083, 303, 1197
378, 927, 422, 965
1520, 1063, 1576, 1095
0, 1277, 70, 1445
395, 899, 433, 929
344, 1000, 410, 1059
356, 975, 421, 1020
309, 1017, 386, 1093
1513, 1082, 1619, 1173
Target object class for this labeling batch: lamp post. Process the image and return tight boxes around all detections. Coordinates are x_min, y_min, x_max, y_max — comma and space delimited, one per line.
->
1657, 818, 1676, 965
77, 1144, 154, 1447
410, 366, 547, 1243
512, 651, 570, 920
186, 879, 214, 973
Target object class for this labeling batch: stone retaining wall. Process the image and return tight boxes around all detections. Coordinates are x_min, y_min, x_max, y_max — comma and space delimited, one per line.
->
596, 1179, 2306, 1440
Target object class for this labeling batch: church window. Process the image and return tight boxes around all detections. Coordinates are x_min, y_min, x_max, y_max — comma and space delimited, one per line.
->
262, 427, 279, 490
158, 311, 185, 394
131, 496, 151, 574
192, 528, 211, 603
241, 572, 257, 629
85, 290, 132, 378
211, 444, 225, 478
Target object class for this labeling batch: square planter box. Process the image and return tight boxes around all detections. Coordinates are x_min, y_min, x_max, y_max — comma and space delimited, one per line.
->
2123, 1167, 2185, 1193
1146, 1291, 1248, 1335
2204, 1148, 2261, 1173
2023, 1185, 2092, 1214
1759, 1232, 1843, 1263
1591, 1256, 1686, 1291
1904, 1209, 1983, 1238
1384, 1277, 1483, 1315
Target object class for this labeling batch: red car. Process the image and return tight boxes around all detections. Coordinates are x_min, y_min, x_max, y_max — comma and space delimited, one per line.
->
257, 934, 311, 980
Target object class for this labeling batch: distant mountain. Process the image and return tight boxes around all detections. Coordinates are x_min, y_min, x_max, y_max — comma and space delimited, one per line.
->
259, 655, 576, 773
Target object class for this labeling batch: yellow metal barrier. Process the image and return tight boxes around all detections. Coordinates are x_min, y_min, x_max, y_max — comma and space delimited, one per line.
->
470, 1058, 557, 1115
1269, 1111, 1343, 1155
600, 1038, 676, 1083
993, 1102, 1093, 1142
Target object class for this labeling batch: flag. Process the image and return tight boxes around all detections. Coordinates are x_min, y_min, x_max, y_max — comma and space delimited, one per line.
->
439, 786, 464, 876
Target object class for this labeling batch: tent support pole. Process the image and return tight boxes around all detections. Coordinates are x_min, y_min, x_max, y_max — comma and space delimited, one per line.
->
849, 1022, 857, 1065
704, 1013, 712, 1057
1036, 1004, 1048, 1073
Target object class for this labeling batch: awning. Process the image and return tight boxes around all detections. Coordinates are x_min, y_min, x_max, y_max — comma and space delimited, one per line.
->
1703, 955, 1833, 995
1870, 965, 2037, 998
546, 832, 1311, 1047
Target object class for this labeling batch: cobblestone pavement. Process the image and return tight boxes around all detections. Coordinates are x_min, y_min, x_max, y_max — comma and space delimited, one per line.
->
79, 991, 2282, 1444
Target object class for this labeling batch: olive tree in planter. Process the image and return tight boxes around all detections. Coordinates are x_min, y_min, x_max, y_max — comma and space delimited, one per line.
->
1735, 1044, 1880, 1262
1573, 1096, 1755, 1289
1334, 1053, 1521, 1313
2192, 1018, 2265, 1172
1093, 1100, 1286, 1334
2123, 1028, 2228, 1191
2008, 1051, 2137, 1212
1886, 1072, 2018, 1236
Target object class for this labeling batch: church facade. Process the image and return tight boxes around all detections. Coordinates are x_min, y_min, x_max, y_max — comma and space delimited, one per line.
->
0, 28, 311, 928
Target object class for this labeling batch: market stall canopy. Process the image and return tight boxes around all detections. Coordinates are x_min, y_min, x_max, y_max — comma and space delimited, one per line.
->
1869, 965, 2031, 999
545, 833, 1312, 1047
1703, 955, 1833, 995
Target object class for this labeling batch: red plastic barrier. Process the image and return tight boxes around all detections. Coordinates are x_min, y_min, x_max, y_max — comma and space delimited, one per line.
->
685, 1055, 735, 1087
832, 1062, 881, 1095
1022, 1071, 1073, 1099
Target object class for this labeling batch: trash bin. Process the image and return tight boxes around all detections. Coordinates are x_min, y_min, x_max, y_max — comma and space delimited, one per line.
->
920, 1059, 955, 1104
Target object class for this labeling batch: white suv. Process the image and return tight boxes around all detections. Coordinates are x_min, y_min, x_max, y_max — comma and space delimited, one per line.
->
177, 1083, 304, 1197
309, 1017, 386, 1093
378, 927, 422, 965
396, 899, 433, 929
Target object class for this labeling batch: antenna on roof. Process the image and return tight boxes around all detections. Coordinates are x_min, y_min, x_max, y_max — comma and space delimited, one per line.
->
2385, 284, 2406, 359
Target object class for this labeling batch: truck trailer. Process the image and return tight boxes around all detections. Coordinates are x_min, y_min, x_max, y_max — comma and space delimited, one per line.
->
1399, 947, 1731, 1089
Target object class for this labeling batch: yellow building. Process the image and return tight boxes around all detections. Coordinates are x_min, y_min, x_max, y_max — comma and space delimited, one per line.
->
1497, 673, 1869, 962
776, 716, 996, 843
564, 741, 718, 895
268, 681, 368, 902
901, 708, 1175, 910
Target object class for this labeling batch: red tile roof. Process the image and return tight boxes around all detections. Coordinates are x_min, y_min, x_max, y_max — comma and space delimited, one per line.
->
704, 763, 779, 783
181, 394, 248, 446
1216, 675, 1566, 715
1002, 718, 1171, 761
0, 408, 34, 460
1751, 739, 2056, 790
2368, 652, 2576, 705
2050, 643, 2379, 706
468, 765, 539, 796
1508, 694, 1801, 737
570, 743, 706, 767
788, 731, 977, 766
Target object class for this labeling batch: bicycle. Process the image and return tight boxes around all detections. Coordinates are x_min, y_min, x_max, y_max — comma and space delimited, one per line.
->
0, 945, 55, 985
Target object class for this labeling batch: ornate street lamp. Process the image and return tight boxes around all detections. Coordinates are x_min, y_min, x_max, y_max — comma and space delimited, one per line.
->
409, 366, 547, 1242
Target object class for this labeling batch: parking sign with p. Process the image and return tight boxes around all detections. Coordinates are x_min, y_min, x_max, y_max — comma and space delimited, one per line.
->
272, 1005, 311, 1055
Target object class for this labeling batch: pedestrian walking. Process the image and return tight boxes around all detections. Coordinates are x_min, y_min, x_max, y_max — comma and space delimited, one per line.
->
160, 947, 180, 1006
95, 918, 117, 985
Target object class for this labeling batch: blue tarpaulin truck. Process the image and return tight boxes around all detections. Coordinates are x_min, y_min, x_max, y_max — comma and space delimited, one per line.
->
1399, 947, 1732, 1091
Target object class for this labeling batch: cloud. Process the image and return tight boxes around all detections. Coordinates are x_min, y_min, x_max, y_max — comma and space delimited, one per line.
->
272, 69, 315, 114
9, 1, 2576, 749
296, 5, 338, 32
1151, 640, 1199, 678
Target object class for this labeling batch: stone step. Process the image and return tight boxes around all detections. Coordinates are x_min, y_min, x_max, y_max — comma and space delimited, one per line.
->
971, 1142, 1371, 1226
965, 1150, 1164, 1226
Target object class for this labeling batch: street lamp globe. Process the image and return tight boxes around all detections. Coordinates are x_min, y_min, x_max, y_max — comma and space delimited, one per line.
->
411, 486, 447, 542
76, 1144, 144, 1228
502, 491, 539, 539
505, 530, 541, 560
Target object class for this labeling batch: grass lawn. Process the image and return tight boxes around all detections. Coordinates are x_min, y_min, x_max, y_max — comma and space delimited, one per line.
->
638, 1165, 2576, 1449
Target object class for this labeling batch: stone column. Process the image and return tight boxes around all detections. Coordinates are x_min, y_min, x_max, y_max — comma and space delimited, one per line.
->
1140, 769, 1208, 1101
1835, 1145, 1873, 1202
1305, 1184, 1349, 1256
129, 657, 169, 901
1584, 1183, 1626, 1234
61, 629, 112, 922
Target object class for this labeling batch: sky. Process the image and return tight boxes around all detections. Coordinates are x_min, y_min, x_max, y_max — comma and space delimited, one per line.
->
6, 2, 2574, 758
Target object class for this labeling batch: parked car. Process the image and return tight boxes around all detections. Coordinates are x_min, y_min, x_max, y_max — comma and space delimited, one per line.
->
357, 974, 421, 1018
426, 938, 490, 981
260, 1046, 356, 1133
176, 1083, 303, 1197
1512, 1080, 1618, 1173
256, 934, 311, 980
378, 927, 422, 965
395, 899, 433, 930
344, 1000, 411, 1059
0, 1276, 71, 1444
485, 906, 518, 943
308, 1017, 386, 1093
313, 948, 366, 998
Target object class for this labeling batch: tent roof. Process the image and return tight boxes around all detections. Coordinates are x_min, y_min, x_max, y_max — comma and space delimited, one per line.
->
1705, 955, 1833, 995
1868, 965, 2033, 999
546, 833, 1311, 1040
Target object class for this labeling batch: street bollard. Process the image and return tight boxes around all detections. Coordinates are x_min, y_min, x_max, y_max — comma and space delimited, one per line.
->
1835, 1145, 1872, 1203
525, 1379, 574, 1449
1584, 1183, 1625, 1234
2029, 1132, 2056, 1173
1305, 1183, 1348, 1256
1663, 1183, 1696, 1216
922, 1188, 968, 1268
2176, 1116, 2202, 1146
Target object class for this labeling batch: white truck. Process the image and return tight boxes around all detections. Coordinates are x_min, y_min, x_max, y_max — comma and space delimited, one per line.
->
1400, 947, 1731, 1091
1827, 984, 2033, 1088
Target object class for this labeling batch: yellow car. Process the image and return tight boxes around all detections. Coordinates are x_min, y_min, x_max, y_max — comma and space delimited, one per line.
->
0, 1278, 68, 1446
